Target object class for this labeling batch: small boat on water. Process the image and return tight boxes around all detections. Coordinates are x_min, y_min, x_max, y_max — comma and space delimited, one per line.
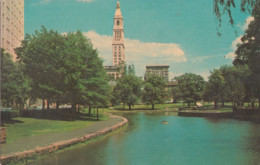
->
161, 121, 168, 124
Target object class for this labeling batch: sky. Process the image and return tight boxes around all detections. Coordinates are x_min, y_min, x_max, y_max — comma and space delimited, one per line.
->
25, 0, 251, 80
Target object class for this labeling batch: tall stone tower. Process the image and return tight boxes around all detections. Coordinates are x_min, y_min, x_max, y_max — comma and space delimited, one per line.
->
112, 1, 125, 66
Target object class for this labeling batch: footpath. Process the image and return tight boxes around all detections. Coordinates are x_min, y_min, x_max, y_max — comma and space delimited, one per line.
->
0, 115, 128, 165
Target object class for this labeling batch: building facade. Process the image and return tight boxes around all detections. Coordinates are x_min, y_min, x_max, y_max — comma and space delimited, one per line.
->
105, 1, 125, 79
145, 64, 170, 81
112, 1, 125, 66
0, 0, 24, 60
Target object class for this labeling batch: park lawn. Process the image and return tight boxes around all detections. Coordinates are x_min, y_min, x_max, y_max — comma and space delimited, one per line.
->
5, 114, 108, 143
111, 103, 233, 112
112, 104, 176, 110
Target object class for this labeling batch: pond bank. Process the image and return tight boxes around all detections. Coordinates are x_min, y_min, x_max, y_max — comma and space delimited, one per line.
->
0, 115, 128, 165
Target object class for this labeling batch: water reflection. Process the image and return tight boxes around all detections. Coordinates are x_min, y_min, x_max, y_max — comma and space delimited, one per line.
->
31, 112, 260, 165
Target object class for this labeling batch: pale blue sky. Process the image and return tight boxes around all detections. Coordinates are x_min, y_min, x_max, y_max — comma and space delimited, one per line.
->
25, 0, 250, 79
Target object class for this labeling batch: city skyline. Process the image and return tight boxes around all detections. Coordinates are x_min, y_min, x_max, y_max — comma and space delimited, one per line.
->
25, 0, 250, 80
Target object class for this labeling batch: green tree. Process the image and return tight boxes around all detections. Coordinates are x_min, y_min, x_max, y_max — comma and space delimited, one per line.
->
142, 74, 166, 110
113, 74, 142, 110
1, 49, 30, 108
16, 27, 109, 110
233, 3, 260, 108
173, 73, 205, 107
220, 65, 249, 106
127, 64, 135, 75
16, 26, 66, 110
204, 69, 226, 109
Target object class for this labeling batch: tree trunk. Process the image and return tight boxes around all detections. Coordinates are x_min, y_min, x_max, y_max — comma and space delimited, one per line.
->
258, 97, 260, 109
88, 105, 91, 116
222, 101, 224, 107
214, 100, 218, 109
129, 105, 131, 110
42, 99, 45, 110
188, 102, 190, 108
72, 103, 76, 111
152, 104, 154, 110
97, 108, 99, 120
251, 101, 255, 108
47, 99, 50, 110
56, 101, 60, 110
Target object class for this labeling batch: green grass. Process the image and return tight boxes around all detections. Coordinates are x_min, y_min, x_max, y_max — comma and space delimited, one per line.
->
111, 103, 177, 110
5, 110, 108, 143
110, 103, 234, 112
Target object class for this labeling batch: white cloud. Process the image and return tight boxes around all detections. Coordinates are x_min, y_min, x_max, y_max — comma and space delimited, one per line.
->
84, 30, 187, 77
225, 36, 242, 60
231, 36, 242, 50
226, 16, 254, 60
168, 72, 175, 81
225, 52, 235, 60
76, 0, 94, 2
242, 16, 254, 31
199, 71, 210, 81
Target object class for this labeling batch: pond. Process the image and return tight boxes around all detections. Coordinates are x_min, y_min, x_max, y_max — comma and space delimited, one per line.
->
30, 112, 260, 165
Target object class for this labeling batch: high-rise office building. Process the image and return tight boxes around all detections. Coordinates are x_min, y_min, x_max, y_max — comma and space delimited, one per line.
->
0, 0, 24, 60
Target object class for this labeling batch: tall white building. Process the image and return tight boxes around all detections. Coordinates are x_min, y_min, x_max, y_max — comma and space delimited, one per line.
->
112, 1, 125, 66
105, 1, 125, 79
0, 0, 24, 60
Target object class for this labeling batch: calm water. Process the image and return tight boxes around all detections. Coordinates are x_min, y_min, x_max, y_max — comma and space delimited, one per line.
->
30, 112, 260, 165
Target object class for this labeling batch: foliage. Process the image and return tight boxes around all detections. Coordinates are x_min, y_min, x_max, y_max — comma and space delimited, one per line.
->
220, 65, 249, 106
233, 3, 260, 107
127, 64, 136, 75
213, 0, 258, 35
142, 74, 167, 110
16, 27, 66, 109
203, 69, 226, 108
1, 49, 30, 108
15, 26, 109, 109
113, 74, 142, 110
172, 73, 205, 107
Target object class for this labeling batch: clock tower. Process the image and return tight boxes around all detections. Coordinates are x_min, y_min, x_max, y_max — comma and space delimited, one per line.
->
112, 1, 125, 66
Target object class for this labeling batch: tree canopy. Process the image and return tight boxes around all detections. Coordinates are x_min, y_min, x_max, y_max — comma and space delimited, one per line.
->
233, 2, 260, 107
113, 74, 142, 110
15, 26, 109, 110
1, 49, 30, 108
142, 74, 167, 110
172, 73, 205, 107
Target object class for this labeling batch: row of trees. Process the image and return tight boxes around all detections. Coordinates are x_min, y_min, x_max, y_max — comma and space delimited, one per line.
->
171, 65, 256, 109
1, 26, 167, 111
111, 65, 167, 110
1, 26, 110, 111
173, 2, 260, 109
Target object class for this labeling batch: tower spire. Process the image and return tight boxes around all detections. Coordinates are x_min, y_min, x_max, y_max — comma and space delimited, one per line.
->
116, 0, 120, 9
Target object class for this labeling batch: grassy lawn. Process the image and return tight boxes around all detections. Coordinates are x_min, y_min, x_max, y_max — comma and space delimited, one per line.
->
110, 103, 233, 112
111, 104, 177, 110
4, 109, 108, 143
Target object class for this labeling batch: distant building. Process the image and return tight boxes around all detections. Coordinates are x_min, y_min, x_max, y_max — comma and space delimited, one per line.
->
0, 0, 24, 60
104, 66, 120, 80
145, 64, 170, 81
104, 1, 125, 79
